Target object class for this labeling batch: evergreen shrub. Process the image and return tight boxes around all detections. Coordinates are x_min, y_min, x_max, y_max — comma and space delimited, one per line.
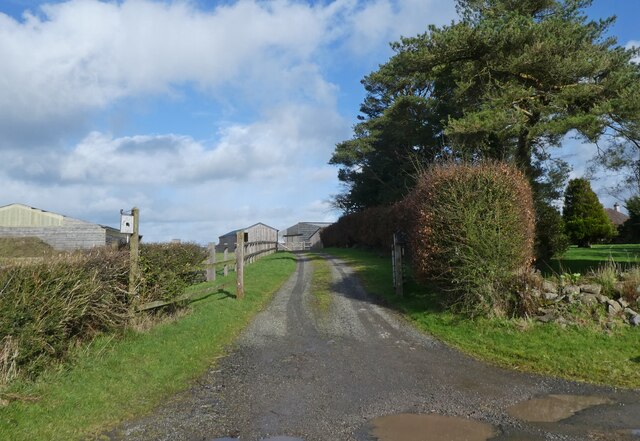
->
406, 162, 535, 316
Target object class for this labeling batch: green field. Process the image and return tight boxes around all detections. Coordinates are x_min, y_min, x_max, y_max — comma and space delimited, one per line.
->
543, 244, 640, 275
324, 248, 640, 389
0, 252, 296, 441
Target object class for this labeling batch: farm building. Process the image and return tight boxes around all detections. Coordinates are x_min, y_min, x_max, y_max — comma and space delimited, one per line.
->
282, 222, 332, 250
216, 222, 278, 252
0, 203, 128, 251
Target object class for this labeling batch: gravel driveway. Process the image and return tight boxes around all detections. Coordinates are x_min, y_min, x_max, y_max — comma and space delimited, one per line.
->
105, 253, 640, 441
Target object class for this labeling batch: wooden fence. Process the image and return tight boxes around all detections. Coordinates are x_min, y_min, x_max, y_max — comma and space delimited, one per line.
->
137, 230, 278, 311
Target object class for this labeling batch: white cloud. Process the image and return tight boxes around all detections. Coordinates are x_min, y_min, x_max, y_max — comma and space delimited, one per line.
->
626, 40, 640, 63
0, 0, 459, 242
0, 0, 455, 131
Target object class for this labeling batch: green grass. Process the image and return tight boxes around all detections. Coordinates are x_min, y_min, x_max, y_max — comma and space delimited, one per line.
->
324, 248, 640, 389
309, 255, 333, 315
542, 244, 640, 275
0, 252, 296, 441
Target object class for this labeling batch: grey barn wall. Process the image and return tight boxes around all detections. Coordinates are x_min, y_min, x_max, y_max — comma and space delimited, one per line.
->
0, 217, 108, 250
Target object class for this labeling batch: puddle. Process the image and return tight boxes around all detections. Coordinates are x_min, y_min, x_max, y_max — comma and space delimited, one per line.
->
507, 394, 614, 423
260, 438, 304, 441
371, 413, 495, 441
211, 437, 303, 441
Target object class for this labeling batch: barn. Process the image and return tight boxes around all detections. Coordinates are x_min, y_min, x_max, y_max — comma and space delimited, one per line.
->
282, 222, 332, 250
216, 222, 278, 252
0, 203, 128, 251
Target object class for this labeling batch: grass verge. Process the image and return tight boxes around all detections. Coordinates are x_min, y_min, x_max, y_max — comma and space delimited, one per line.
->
0, 252, 296, 441
324, 248, 640, 389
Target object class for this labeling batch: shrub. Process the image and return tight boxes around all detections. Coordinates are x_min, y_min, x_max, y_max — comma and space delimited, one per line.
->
0, 248, 130, 383
137, 242, 208, 304
406, 161, 535, 316
0, 242, 209, 385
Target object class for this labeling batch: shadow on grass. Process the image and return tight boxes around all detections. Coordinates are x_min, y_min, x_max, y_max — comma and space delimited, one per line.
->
630, 356, 640, 364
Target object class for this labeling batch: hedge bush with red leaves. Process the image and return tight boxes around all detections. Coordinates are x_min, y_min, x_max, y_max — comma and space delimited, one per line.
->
406, 162, 535, 316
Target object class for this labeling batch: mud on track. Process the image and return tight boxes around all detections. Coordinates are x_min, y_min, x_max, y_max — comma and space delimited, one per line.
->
104, 253, 640, 441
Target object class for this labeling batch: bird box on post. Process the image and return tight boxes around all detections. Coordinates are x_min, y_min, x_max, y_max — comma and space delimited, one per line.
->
120, 211, 134, 234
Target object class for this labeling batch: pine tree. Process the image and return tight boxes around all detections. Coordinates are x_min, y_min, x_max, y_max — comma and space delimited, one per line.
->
563, 178, 615, 247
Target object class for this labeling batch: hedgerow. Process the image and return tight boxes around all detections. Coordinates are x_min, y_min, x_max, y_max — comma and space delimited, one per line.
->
0, 242, 208, 385
320, 203, 409, 249
406, 161, 535, 316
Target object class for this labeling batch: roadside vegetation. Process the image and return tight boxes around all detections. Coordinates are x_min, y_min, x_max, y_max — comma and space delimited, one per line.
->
324, 248, 640, 389
310, 255, 333, 315
0, 251, 296, 441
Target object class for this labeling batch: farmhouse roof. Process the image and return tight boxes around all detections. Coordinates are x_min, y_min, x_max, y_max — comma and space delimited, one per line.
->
605, 208, 629, 226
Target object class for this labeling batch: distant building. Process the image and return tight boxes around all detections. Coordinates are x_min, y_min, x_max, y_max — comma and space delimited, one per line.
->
216, 222, 278, 251
282, 222, 332, 250
0, 203, 128, 250
605, 203, 630, 226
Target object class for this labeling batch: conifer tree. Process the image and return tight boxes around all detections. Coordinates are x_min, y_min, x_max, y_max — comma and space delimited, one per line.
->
563, 178, 615, 247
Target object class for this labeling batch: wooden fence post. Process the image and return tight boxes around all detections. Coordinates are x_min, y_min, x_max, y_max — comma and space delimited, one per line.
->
129, 207, 140, 297
392, 232, 403, 297
236, 231, 245, 299
223, 247, 229, 276
206, 242, 216, 282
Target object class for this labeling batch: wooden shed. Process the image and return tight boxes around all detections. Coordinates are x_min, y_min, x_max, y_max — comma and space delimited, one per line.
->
216, 222, 278, 252
282, 222, 332, 250
0, 203, 128, 251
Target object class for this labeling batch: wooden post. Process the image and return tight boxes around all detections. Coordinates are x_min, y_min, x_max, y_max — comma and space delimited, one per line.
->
223, 247, 229, 277
392, 232, 403, 297
236, 230, 245, 299
129, 207, 140, 297
206, 242, 216, 282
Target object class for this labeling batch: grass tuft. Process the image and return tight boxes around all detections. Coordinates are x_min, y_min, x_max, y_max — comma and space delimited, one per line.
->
310, 255, 333, 315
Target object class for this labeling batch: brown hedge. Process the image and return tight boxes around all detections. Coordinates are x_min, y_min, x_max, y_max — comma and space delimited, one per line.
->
320, 202, 409, 250
405, 161, 535, 316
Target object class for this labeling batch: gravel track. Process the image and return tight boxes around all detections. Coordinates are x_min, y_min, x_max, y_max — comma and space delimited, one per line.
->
104, 253, 640, 441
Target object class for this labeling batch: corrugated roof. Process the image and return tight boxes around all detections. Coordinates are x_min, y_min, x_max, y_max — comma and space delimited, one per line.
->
219, 222, 278, 238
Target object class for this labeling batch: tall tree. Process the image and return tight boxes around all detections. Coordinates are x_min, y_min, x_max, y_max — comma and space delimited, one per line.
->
563, 178, 615, 247
619, 195, 640, 243
330, 0, 640, 212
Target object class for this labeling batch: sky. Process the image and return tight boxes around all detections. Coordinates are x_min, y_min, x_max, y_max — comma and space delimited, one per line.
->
0, 0, 637, 243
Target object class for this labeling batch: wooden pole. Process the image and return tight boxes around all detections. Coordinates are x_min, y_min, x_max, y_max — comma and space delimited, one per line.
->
129, 207, 140, 297
206, 242, 216, 282
236, 230, 245, 299
393, 232, 403, 297
223, 247, 228, 277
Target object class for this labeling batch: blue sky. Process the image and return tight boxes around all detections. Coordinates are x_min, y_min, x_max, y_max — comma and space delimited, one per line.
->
0, 0, 637, 243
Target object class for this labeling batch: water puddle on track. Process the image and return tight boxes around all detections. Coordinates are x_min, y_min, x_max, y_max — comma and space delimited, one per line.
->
507, 394, 614, 423
211, 437, 304, 441
370, 413, 495, 441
